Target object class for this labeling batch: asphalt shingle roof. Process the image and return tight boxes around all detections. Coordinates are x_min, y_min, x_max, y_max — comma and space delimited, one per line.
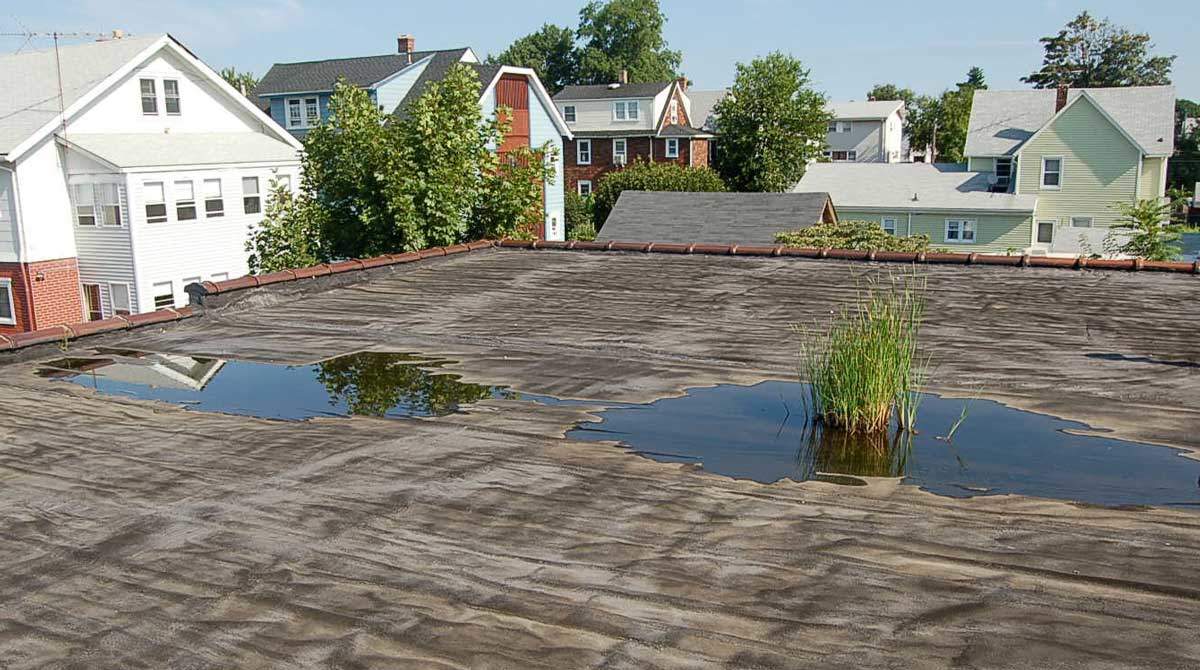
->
554, 82, 672, 101
965, 86, 1176, 157
0, 34, 163, 156
597, 191, 835, 244
392, 58, 500, 116
685, 89, 726, 131
255, 48, 473, 96
827, 100, 904, 120
794, 163, 1037, 213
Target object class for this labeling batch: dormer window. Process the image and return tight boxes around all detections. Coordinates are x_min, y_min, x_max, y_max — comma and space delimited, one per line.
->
286, 97, 321, 129
563, 105, 576, 123
613, 100, 639, 121
140, 79, 157, 115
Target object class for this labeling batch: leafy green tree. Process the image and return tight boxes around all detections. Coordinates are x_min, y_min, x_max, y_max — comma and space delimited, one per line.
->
712, 52, 830, 192
246, 178, 324, 274
470, 145, 558, 242
775, 220, 930, 253
487, 24, 578, 94
1169, 99, 1200, 191
592, 159, 726, 227
867, 84, 915, 104
565, 191, 597, 240
575, 0, 682, 84
315, 352, 501, 417
1022, 11, 1175, 88
905, 70, 980, 163
1104, 198, 1181, 260
220, 67, 258, 99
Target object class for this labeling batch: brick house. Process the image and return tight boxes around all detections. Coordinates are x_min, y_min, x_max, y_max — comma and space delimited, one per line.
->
553, 76, 714, 197
0, 33, 302, 334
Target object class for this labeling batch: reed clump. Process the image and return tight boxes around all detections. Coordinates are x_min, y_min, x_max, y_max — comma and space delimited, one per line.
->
796, 273, 929, 434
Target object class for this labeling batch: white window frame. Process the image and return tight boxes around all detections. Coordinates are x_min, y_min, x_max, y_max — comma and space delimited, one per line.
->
72, 183, 97, 226
1036, 219, 1057, 244
203, 178, 224, 218
143, 181, 168, 224
613, 138, 628, 165
140, 78, 158, 115
152, 281, 174, 309
665, 138, 679, 158
286, 96, 320, 129
1070, 216, 1094, 228
578, 180, 592, 196
576, 139, 592, 165
881, 217, 897, 236
613, 100, 639, 121
243, 176, 261, 214
0, 278, 15, 325
163, 79, 181, 115
944, 218, 977, 244
108, 282, 132, 316
829, 150, 857, 162
839, 121, 852, 133
175, 180, 197, 221
1041, 156, 1063, 190
668, 99, 679, 125
826, 120, 838, 133
563, 105, 576, 123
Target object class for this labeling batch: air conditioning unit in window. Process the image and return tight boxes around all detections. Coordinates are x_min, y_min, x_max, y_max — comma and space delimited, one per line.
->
614, 157, 627, 167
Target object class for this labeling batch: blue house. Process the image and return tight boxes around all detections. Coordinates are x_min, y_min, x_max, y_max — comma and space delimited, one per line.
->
255, 35, 572, 240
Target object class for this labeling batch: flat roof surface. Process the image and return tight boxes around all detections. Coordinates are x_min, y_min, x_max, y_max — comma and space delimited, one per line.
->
3, 248, 1200, 668
796, 162, 1038, 213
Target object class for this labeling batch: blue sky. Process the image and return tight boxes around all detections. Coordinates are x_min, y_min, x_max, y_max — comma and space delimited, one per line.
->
3, 0, 1196, 101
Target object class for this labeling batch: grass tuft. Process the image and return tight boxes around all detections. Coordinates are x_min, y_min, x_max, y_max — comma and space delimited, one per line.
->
796, 273, 929, 434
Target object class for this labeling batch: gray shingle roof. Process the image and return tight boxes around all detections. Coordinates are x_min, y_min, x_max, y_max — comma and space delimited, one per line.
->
597, 191, 835, 244
658, 123, 712, 138
827, 100, 904, 120
554, 82, 672, 101
255, 48, 472, 96
392, 58, 500, 116
794, 163, 1037, 213
965, 86, 1176, 157
0, 34, 164, 156
685, 89, 726, 131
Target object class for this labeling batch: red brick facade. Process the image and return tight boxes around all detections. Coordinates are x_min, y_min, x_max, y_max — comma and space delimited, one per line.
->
565, 135, 714, 195
0, 258, 83, 335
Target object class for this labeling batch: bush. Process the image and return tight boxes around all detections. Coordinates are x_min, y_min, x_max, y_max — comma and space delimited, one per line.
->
246, 178, 324, 274
1103, 198, 1182, 260
565, 190, 596, 240
775, 220, 930, 252
592, 159, 726, 228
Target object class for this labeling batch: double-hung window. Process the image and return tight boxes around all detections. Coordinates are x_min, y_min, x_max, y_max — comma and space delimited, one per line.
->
665, 138, 679, 158
287, 99, 303, 128
287, 97, 321, 128
140, 79, 158, 114
577, 139, 592, 165
613, 138, 628, 165
175, 181, 196, 221
73, 184, 97, 226
613, 100, 638, 121
109, 283, 132, 316
1041, 157, 1063, 189
563, 105, 576, 123
82, 284, 103, 321
827, 121, 838, 133
144, 182, 168, 223
203, 178, 224, 218
578, 180, 593, 196
163, 79, 181, 115
0, 278, 15, 325
881, 217, 897, 236
944, 219, 977, 243
243, 176, 261, 214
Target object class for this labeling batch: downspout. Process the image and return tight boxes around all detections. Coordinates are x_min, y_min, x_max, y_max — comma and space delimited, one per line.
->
0, 161, 36, 330
907, 211, 913, 236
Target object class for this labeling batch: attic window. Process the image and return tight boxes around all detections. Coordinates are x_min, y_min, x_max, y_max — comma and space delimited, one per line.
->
563, 105, 576, 123
163, 79, 181, 115
140, 79, 157, 115
613, 100, 639, 121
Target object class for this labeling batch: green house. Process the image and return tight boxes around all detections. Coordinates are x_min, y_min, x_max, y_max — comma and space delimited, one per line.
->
796, 86, 1176, 256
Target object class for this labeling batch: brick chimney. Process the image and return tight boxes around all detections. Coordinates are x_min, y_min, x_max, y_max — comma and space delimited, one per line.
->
397, 33, 416, 57
676, 75, 688, 92
618, 69, 628, 85
1055, 85, 1069, 112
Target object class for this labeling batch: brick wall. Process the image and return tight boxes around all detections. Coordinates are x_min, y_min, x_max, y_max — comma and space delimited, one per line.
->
0, 258, 82, 334
566, 136, 710, 194
690, 138, 710, 167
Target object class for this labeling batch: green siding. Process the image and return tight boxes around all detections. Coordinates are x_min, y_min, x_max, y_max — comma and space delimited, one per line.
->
1016, 97, 1141, 230
839, 210, 1032, 253
967, 156, 995, 172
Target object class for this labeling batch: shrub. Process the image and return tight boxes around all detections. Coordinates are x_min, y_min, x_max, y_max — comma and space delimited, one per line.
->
592, 159, 726, 228
796, 274, 928, 434
246, 178, 325, 274
775, 220, 930, 252
1103, 198, 1182, 260
565, 190, 597, 240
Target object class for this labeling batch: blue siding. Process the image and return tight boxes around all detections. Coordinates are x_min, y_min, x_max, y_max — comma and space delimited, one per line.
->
375, 58, 432, 114
528, 82, 566, 241
262, 93, 336, 139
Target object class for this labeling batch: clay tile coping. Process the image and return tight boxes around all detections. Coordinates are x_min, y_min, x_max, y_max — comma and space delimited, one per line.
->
3, 241, 500, 352
502, 238, 1200, 277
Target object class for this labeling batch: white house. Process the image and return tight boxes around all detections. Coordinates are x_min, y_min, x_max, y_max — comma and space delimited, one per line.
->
824, 101, 906, 163
0, 33, 301, 333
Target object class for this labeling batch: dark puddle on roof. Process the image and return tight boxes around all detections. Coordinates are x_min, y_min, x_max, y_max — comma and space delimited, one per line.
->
566, 381, 1200, 510
39, 351, 513, 420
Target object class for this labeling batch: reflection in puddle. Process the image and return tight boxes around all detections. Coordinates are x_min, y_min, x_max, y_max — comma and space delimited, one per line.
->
40, 351, 511, 420
566, 381, 1200, 509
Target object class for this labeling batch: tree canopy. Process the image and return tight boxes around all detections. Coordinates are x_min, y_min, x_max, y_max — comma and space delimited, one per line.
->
1169, 99, 1199, 191
712, 52, 830, 192
485, 24, 577, 94
219, 67, 258, 99
591, 159, 726, 227
905, 68, 984, 163
1022, 11, 1175, 88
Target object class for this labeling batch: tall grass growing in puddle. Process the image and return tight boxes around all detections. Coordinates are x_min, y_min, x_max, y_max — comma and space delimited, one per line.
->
796, 273, 929, 434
